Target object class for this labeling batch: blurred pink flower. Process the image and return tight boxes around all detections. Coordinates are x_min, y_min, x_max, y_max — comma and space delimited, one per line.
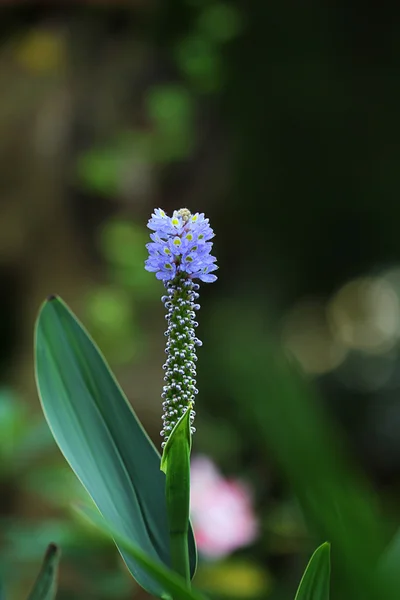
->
190, 455, 258, 559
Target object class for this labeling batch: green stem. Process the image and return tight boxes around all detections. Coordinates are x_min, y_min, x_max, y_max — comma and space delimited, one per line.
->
170, 531, 190, 584
165, 443, 191, 585
162, 407, 193, 586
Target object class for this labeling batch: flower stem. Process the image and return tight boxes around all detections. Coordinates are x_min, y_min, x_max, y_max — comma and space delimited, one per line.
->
170, 529, 190, 585
164, 410, 192, 585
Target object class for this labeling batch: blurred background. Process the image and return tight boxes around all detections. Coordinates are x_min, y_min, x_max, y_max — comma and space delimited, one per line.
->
2, 1, 400, 599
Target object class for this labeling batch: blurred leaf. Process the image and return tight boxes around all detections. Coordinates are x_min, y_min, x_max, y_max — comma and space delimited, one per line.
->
0, 388, 26, 471
176, 36, 223, 93
147, 85, 195, 161
26, 544, 60, 600
211, 304, 391, 600
376, 526, 400, 593
35, 296, 197, 597
3, 520, 86, 563
197, 4, 243, 43
75, 504, 206, 600
294, 543, 330, 600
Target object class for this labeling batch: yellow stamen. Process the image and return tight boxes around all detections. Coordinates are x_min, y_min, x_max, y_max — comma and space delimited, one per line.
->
177, 208, 192, 222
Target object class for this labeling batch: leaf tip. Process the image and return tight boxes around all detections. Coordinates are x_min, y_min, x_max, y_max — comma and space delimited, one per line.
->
45, 543, 60, 559
46, 294, 59, 302
321, 541, 331, 551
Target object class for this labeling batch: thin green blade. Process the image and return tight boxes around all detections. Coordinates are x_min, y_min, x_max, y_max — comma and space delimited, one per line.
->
75, 504, 206, 600
161, 408, 192, 582
294, 543, 330, 600
34, 296, 196, 597
27, 544, 60, 600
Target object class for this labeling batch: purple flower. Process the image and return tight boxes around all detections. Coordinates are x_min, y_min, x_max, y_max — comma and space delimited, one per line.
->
145, 208, 218, 283
146, 209, 218, 445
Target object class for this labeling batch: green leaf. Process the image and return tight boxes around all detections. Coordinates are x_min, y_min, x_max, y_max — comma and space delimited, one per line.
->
34, 296, 197, 597
161, 408, 193, 582
294, 543, 330, 600
161, 405, 192, 474
75, 504, 207, 600
26, 544, 60, 600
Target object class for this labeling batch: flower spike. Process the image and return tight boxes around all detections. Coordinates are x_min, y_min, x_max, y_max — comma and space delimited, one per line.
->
145, 208, 218, 445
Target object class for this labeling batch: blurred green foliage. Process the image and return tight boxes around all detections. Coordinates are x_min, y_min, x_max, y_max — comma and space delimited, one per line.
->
147, 85, 195, 161
197, 4, 243, 44
77, 132, 153, 196
0, 389, 53, 479
84, 218, 159, 364
2, 0, 400, 599
203, 299, 400, 600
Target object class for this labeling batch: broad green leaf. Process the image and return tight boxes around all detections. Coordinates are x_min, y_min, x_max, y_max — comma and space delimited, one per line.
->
294, 543, 330, 600
26, 544, 60, 600
34, 296, 196, 597
75, 504, 207, 600
161, 408, 192, 582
